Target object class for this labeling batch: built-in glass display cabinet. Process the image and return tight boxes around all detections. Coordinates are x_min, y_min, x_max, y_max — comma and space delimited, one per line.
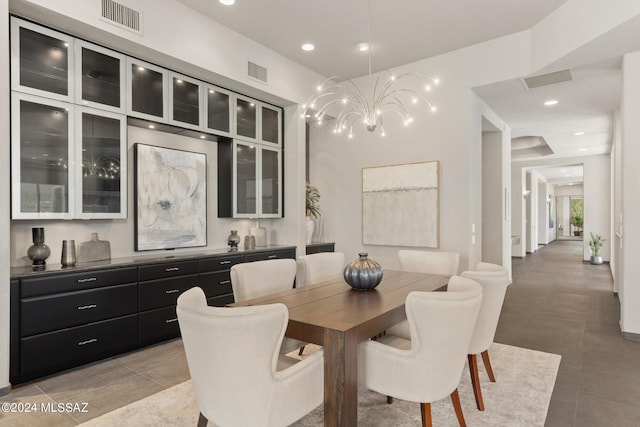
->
205, 84, 233, 137
127, 58, 168, 122
261, 104, 281, 146
218, 139, 282, 218
11, 18, 75, 102
75, 40, 126, 113
235, 95, 257, 142
233, 95, 282, 147
169, 72, 203, 130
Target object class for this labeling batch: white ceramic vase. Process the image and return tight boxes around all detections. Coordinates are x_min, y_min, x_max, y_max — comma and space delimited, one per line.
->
305, 216, 314, 244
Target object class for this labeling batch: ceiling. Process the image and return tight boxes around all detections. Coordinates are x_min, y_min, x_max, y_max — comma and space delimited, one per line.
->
177, 0, 626, 186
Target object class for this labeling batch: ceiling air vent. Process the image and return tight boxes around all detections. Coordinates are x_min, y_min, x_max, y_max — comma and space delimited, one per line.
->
521, 69, 573, 90
100, 0, 142, 34
248, 61, 268, 84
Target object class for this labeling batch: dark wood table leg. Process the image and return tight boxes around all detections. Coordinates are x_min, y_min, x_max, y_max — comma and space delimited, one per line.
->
324, 328, 358, 426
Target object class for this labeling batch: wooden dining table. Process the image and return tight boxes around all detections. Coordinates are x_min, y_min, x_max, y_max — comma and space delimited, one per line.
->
230, 269, 449, 427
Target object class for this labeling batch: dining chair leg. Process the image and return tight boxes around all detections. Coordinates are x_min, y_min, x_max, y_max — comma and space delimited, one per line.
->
450, 389, 467, 427
420, 402, 432, 427
197, 412, 208, 427
298, 345, 306, 356
468, 354, 485, 411
481, 349, 496, 382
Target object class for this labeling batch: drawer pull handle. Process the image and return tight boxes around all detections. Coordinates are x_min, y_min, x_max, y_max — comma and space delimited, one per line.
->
219, 260, 231, 265
78, 338, 98, 346
77, 304, 97, 310
165, 289, 180, 294
165, 267, 180, 272
165, 318, 178, 324
268, 255, 278, 259
219, 280, 231, 285
77, 277, 97, 283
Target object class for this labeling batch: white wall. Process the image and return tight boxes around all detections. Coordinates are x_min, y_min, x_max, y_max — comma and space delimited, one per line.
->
555, 184, 584, 196
482, 131, 503, 265
511, 168, 526, 257
547, 184, 556, 243
612, 110, 622, 294
538, 180, 548, 245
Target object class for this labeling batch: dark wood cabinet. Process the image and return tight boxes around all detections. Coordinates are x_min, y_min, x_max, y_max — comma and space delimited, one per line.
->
306, 242, 336, 254
10, 246, 295, 384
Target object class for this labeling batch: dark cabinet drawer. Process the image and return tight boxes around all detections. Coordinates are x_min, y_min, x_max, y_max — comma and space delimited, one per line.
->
21, 267, 137, 297
21, 283, 137, 337
245, 248, 295, 262
138, 260, 198, 281
19, 314, 138, 381
139, 274, 199, 311
139, 306, 180, 345
207, 293, 235, 307
199, 254, 245, 273
199, 271, 233, 298
306, 243, 335, 254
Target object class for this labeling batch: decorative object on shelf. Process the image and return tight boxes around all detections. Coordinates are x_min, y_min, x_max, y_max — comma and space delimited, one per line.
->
589, 232, 606, 265
77, 233, 111, 263
306, 182, 321, 244
343, 252, 383, 291
27, 227, 50, 270
250, 221, 267, 247
227, 230, 241, 251
244, 235, 255, 250
60, 240, 77, 267
362, 161, 440, 248
134, 143, 207, 251
301, 0, 438, 139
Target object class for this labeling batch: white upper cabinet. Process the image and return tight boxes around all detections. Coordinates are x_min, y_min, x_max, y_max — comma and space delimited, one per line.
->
11, 18, 75, 102
75, 40, 126, 114
169, 72, 204, 130
204, 84, 233, 137
126, 58, 169, 123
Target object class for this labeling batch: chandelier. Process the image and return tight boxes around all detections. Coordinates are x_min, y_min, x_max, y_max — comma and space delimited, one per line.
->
302, 1, 439, 138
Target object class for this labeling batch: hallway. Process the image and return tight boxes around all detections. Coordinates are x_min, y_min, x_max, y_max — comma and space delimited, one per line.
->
495, 240, 640, 426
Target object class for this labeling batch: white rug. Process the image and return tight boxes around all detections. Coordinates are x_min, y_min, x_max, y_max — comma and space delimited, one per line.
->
81, 343, 560, 427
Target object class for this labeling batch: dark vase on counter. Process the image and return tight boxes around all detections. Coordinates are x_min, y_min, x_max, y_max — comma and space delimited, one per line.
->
27, 227, 50, 269
343, 253, 383, 291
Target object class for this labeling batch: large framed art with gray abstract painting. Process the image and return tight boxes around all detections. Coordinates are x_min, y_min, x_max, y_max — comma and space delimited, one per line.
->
134, 143, 207, 251
362, 160, 440, 248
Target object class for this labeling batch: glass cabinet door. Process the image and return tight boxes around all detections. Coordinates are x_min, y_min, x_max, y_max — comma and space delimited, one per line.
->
234, 141, 257, 216
127, 58, 168, 122
77, 107, 127, 218
205, 85, 232, 136
11, 18, 74, 102
169, 73, 202, 130
261, 105, 282, 146
75, 41, 125, 113
11, 93, 74, 219
235, 95, 257, 141
260, 147, 281, 216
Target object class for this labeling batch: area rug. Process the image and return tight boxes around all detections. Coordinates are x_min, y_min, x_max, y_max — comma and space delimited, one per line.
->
81, 343, 560, 426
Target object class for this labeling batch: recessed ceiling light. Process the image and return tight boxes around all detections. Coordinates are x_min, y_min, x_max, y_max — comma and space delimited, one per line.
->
544, 99, 558, 106
579, 148, 588, 152
301, 43, 315, 51
356, 42, 370, 52
573, 131, 585, 136
219, 0, 235, 5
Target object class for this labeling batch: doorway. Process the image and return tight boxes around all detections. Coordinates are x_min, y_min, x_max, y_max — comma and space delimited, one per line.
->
556, 195, 583, 240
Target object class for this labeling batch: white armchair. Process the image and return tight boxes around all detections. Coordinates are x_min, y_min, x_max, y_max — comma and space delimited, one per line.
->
177, 287, 324, 427
461, 262, 510, 411
357, 276, 483, 427
296, 252, 345, 287
230, 258, 307, 355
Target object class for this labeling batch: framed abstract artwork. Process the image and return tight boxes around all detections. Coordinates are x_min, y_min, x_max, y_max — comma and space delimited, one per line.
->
362, 160, 440, 248
134, 143, 207, 251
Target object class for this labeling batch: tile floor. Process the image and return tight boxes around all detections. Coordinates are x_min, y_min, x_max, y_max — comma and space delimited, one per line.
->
2, 239, 639, 426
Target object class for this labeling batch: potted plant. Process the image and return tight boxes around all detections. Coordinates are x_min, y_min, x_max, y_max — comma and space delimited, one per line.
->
570, 213, 583, 236
305, 182, 320, 243
589, 232, 606, 265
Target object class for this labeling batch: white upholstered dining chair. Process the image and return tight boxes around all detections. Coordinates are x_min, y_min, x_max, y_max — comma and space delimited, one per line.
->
357, 276, 483, 427
461, 262, 510, 411
230, 258, 307, 355
176, 287, 324, 427
296, 252, 345, 287
385, 249, 461, 338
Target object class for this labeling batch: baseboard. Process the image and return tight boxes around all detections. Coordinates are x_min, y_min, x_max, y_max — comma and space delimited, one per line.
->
622, 331, 640, 341
0, 383, 11, 397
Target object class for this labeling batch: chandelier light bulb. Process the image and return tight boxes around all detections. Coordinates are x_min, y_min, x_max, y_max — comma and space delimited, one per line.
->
425, 84, 432, 91
431, 106, 437, 112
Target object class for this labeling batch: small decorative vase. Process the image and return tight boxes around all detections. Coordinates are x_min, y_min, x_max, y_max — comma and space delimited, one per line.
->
61, 240, 77, 267
590, 255, 603, 265
27, 227, 50, 269
343, 253, 384, 291
305, 216, 314, 244
227, 230, 241, 251
244, 235, 255, 250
